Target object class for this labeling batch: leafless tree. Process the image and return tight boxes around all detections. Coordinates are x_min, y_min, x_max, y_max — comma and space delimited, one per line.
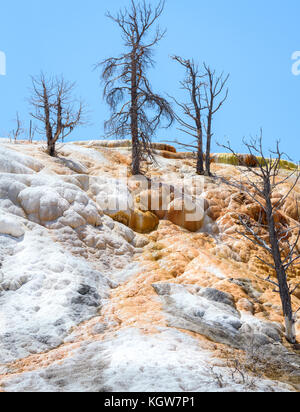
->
29, 73, 85, 156
28, 120, 37, 143
219, 133, 300, 344
203, 64, 229, 176
97, 0, 174, 175
170, 56, 206, 175
166, 62, 229, 176
10, 112, 23, 142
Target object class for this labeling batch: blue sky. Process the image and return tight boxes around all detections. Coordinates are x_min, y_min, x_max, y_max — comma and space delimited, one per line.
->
0, 0, 300, 159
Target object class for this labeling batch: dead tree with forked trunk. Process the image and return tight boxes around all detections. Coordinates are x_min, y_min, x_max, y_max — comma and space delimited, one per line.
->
29, 73, 85, 156
97, 0, 174, 175
203, 64, 229, 176
166, 61, 229, 176
10, 112, 23, 143
219, 133, 300, 344
170, 56, 206, 175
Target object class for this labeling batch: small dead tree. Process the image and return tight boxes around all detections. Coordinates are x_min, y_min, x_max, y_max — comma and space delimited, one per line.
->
220, 134, 300, 344
29, 73, 85, 156
203, 64, 229, 176
10, 112, 23, 143
167, 62, 229, 176
97, 0, 174, 175
28, 120, 37, 143
170, 56, 206, 175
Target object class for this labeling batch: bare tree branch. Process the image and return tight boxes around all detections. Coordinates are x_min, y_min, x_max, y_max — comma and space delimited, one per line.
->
97, 0, 173, 175
219, 134, 300, 344
9, 112, 24, 143
29, 73, 86, 156
203, 64, 229, 176
170, 56, 206, 175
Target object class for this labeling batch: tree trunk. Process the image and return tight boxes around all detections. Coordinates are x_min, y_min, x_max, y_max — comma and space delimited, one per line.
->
132, 136, 140, 175
284, 315, 296, 344
131, 51, 140, 175
48, 140, 56, 157
205, 116, 212, 176
43, 85, 54, 157
266, 196, 296, 343
191, 73, 204, 176
196, 130, 204, 175
275, 265, 295, 343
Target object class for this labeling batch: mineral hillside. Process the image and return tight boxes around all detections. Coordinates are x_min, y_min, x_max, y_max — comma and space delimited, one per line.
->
0, 139, 299, 392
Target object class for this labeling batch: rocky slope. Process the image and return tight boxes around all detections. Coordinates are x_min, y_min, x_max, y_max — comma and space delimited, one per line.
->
0, 139, 299, 392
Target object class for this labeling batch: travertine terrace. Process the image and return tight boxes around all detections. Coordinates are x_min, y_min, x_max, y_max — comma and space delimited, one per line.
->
0, 139, 299, 392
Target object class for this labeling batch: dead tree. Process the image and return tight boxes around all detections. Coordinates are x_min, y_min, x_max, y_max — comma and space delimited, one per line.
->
220, 134, 300, 344
167, 62, 229, 176
203, 64, 229, 176
29, 73, 85, 156
28, 120, 37, 143
97, 0, 174, 175
10, 112, 23, 142
171, 56, 206, 175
